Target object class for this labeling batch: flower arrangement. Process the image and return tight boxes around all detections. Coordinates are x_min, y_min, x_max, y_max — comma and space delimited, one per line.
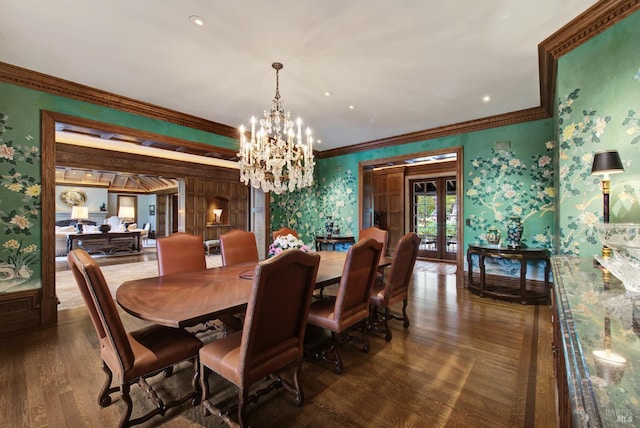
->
269, 234, 310, 257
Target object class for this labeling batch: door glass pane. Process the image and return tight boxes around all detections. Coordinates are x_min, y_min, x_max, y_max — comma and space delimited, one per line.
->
445, 179, 457, 253
413, 180, 437, 251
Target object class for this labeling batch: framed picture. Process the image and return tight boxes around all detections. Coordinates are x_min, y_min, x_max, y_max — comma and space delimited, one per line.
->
149, 205, 155, 215
59, 189, 87, 207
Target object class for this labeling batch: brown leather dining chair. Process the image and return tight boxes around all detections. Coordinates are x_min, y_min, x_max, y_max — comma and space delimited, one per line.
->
157, 232, 239, 335
67, 249, 203, 428
220, 229, 259, 266
272, 227, 299, 240
199, 249, 320, 428
359, 226, 388, 257
306, 238, 382, 374
156, 232, 206, 277
369, 232, 421, 342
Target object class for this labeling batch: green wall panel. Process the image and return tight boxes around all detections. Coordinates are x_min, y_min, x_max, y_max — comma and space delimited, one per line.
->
271, 119, 556, 264
556, 10, 640, 257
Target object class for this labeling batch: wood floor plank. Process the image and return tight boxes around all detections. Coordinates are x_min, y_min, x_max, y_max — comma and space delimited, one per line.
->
0, 260, 558, 427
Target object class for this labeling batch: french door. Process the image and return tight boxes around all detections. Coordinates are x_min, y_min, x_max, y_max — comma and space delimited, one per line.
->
411, 177, 457, 260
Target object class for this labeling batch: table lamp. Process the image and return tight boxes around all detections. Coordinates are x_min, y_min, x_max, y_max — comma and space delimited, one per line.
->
591, 150, 624, 257
118, 206, 135, 229
213, 209, 223, 224
71, 206, 89, 233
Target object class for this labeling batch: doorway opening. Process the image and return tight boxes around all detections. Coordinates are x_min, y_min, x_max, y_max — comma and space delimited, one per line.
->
359, 146, 463, 277
411, 177, 457, 260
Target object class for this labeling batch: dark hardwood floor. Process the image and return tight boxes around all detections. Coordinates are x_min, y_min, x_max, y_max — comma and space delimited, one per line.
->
2, 260, 557, 427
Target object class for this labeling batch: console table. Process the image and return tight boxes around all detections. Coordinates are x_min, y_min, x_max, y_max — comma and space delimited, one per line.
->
67, 231, 142, 255
466, 244, 550, 304
552, 256, 640, 427
315, 235, 356, 251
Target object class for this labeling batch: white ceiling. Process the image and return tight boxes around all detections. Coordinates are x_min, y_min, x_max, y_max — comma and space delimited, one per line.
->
1, 0, 597, 151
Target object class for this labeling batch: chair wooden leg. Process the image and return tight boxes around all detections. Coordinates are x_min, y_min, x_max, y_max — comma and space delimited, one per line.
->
311, 331, 343, 374
200, 362, 210, 416
292, 358, 304, 406
360, 320, 370, 352
119, 383, 134, 428
98, 362, 117, 407
383, 308, 393, 342
329, 332, 344, 374
402, 298, 410, 328
191, 358, 201, 406
238, 387, 248, 428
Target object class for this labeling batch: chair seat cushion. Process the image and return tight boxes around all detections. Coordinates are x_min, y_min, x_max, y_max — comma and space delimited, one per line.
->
370, 281, 407, 308
101, 324, 203, 382
308, 297, 369, 333
199, 331, 243, 385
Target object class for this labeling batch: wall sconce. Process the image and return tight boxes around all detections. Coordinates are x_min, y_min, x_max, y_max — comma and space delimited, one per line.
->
213, 209, 223, 224
71, 206, 89, 233
591, 150, 624, 257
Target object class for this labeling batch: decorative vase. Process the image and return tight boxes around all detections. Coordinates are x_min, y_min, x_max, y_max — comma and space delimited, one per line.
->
325, 216, 334, 238
486, 226, 501, 246
506, 216, 523, 248
99, 224, 111, 233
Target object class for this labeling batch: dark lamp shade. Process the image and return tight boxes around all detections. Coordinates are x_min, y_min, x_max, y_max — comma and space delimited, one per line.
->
591, 150, 624, 175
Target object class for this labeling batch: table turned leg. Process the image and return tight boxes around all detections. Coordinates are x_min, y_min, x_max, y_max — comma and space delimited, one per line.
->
520, 259, 527, 305
479, 255, 486, 297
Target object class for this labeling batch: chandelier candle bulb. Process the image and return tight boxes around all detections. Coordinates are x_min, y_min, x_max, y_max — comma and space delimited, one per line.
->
251, 116, 256, 143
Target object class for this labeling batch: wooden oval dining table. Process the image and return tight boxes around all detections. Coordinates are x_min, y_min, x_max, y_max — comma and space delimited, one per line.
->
116, 251, 392, 328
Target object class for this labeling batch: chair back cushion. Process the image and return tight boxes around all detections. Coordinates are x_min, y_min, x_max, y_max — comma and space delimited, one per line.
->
220, 229, 259, 266
67, 249, 134, 373
157, 232, 206, 276
359, 227, 388, 256
333, 238, 382, 329
382, 232, 421, 304
272, 227, 299, 241
240, 250, 320, 384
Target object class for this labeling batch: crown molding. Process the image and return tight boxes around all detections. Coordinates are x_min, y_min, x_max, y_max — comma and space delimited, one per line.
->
0, 62, 237, 138
3, 1, 638, 160
317, 107, 548, 159
538, 0, 640, 115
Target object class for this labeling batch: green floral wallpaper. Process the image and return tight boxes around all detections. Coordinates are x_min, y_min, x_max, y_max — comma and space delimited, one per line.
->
556, 10, 640, 257
271, 119, 556, 272
270, 169, 358, 249
0, 112, 41, 293
466, 143, 555, 248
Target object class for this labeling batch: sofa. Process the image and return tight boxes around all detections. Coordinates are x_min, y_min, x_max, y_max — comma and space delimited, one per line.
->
55, 220, 98, 256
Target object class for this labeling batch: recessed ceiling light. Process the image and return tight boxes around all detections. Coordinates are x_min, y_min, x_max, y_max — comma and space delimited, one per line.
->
189, 15, 204, 26
348, 105, 356, 110
482, 95, 491, 103
324, 91, 332, 97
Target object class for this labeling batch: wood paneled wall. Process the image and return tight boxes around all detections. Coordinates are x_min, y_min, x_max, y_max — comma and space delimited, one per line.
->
185, 177, 248, 238
373, 169, 405, 255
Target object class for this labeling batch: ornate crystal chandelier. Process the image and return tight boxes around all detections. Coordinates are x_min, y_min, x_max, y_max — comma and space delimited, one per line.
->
238, 62, 315, 194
